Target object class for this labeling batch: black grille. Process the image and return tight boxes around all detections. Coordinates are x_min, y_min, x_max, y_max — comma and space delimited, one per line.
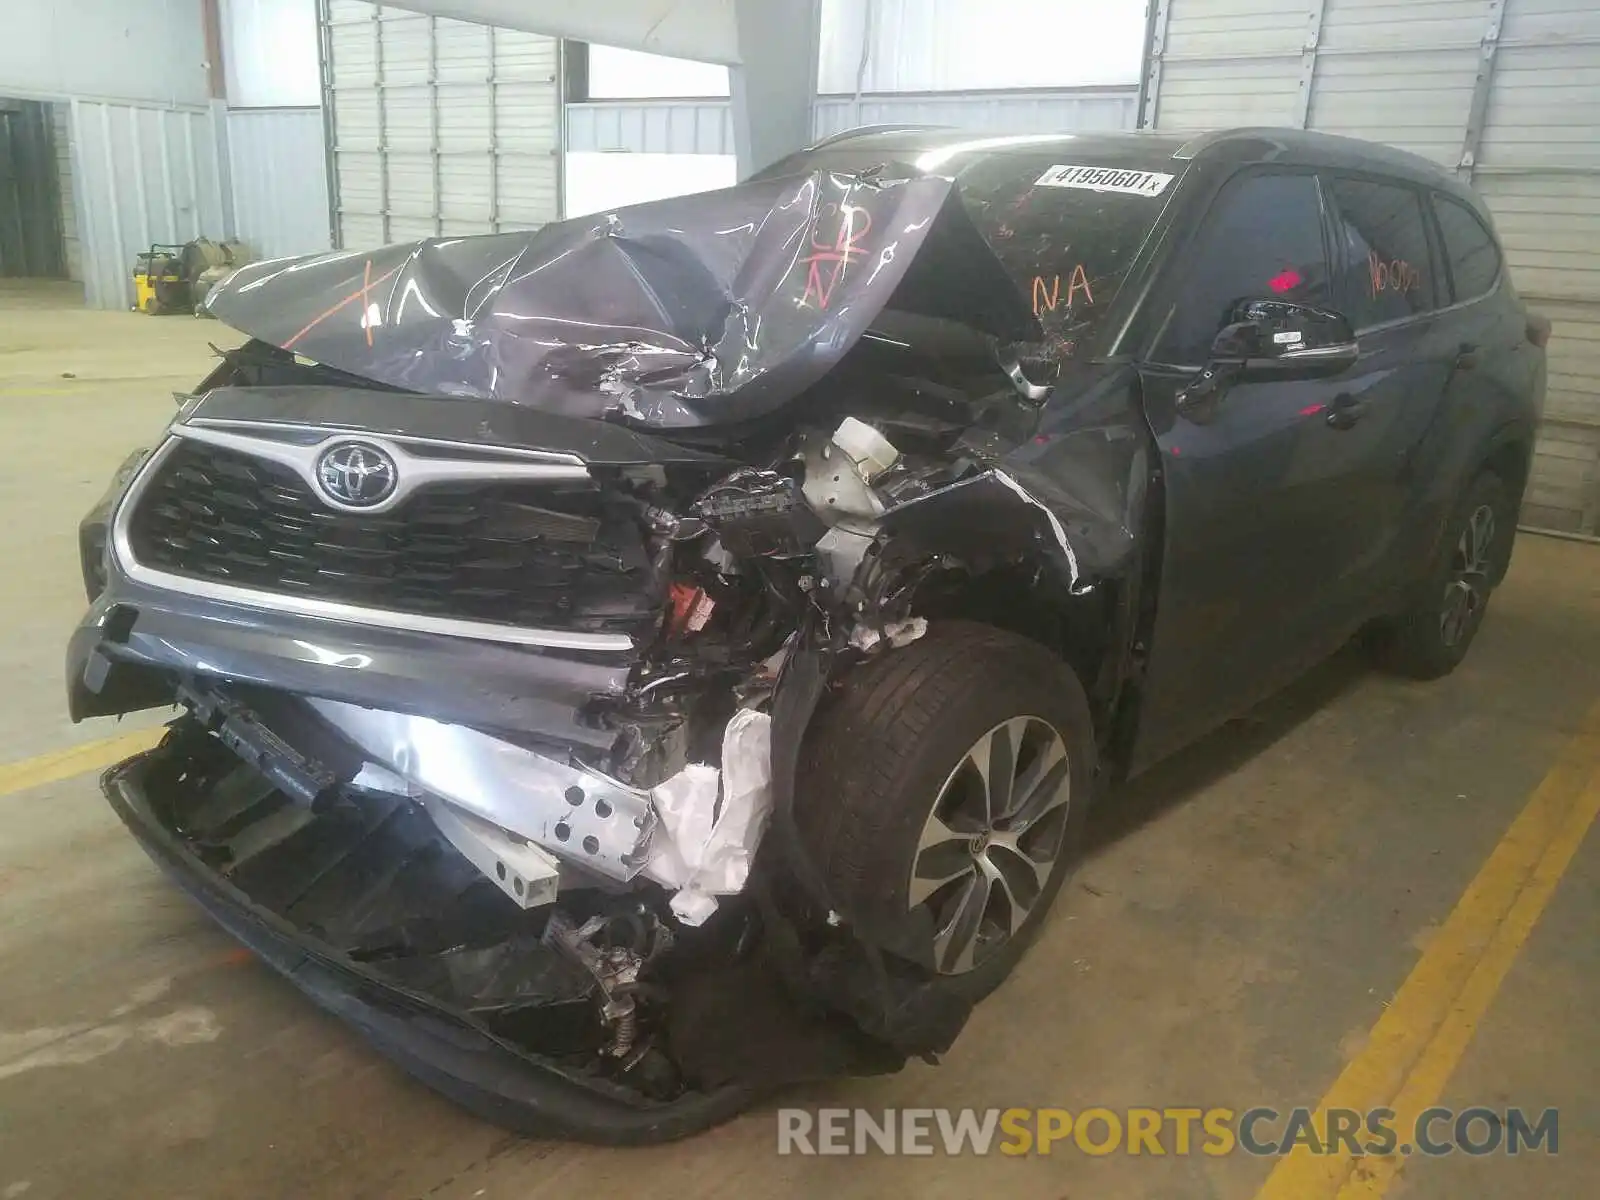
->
128, 439, 659, 637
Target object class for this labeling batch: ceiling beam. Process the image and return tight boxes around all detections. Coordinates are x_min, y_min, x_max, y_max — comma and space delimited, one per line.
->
369, 0, 741, 63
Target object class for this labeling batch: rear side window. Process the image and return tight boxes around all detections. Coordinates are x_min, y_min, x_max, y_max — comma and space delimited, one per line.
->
1433, 195, 1502, 302
1155, 171, 1333, 364
1327, 177, 1437, 328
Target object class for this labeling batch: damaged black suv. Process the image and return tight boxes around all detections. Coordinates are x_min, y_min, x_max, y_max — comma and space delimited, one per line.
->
68, 127, 1546, 1141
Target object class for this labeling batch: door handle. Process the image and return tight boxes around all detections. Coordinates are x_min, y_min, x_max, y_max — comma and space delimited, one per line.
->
1325, 393, 1367, 430
1455, 342, 1480, 371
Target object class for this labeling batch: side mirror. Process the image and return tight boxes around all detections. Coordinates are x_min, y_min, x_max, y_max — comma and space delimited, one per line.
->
1214, 299, 1359, 381
1177, 299, 1358, 414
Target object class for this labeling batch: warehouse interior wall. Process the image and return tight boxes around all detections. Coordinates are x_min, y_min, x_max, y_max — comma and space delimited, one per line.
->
553, 0, 1152, 99
818, 0, 1146, 93
223, 0, 322, 106
0, 0, 211, 107
220, 0, 333, 257
0, 0, 233, 307
566, 0, 1147, 211
562, 85, 1140, 215
565, 152, 736, 217
588, 46, 729, 98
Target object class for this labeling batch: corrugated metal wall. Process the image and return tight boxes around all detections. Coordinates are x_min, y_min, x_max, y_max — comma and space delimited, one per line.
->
1145, 0, 1600, 536
64, 99, 229, 309
51, 103, 80, 282
566, 88, 1139, 155
324, 0, 562, 246
226, 107, 332, 257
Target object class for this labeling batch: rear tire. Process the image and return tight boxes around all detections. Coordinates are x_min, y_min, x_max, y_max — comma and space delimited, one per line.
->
1372, 470, 1512, 679
796, 621, 1094, 1003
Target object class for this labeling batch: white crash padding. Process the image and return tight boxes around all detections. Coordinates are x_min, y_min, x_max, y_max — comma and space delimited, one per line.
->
645, 708, 774, 925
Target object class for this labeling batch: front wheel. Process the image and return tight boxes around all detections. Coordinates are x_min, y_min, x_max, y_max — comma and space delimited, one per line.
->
1372, 470, 1512, 679
796, 622, 1095, 1002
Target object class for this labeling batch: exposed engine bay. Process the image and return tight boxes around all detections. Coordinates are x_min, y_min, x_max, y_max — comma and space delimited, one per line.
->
69, 165, 1153, 1139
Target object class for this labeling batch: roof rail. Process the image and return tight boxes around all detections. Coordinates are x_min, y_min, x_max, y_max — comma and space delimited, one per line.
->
804, 123, 954, 152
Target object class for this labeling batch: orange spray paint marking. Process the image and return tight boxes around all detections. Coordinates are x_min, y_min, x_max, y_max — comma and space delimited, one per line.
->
1368, 249, 1421, 298
282, 263, 401, 351
362, 258, 375, 347
1066, 263, 1094, 308
1032, 274, 1061, 315
1032, 266, 1095, 316
800, 205, 874, 311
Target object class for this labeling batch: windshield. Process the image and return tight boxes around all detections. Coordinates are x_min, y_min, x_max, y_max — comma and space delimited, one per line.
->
757, 144, 1177, 356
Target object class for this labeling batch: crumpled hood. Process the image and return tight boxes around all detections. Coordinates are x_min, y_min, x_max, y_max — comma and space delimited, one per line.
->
204, 170, 1038, 429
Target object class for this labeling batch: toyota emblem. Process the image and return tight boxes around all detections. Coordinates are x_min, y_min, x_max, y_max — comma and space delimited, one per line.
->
315, 441, 399, 508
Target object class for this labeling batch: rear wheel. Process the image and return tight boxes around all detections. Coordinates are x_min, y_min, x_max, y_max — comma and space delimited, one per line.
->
796, 622, 1094, 1001
1373, 470, 1511, 679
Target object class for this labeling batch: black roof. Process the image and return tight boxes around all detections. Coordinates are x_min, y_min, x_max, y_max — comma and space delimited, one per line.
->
807, 125, 1481, 209
802, 127, 1195, 172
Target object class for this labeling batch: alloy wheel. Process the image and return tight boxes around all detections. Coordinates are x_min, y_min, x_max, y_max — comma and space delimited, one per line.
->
908, 716, 1073, 975
1440, 503, 1496, 647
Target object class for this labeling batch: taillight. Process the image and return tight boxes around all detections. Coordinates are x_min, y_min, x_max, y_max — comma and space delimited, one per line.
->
1526, 311, 1552, 348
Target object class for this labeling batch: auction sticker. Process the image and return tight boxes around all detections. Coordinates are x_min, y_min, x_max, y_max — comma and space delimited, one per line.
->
1034, 164, 1175, 197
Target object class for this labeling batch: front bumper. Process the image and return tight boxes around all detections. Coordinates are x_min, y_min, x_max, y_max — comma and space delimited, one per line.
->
67, 571, 632, 750
103, 746, 758, 1144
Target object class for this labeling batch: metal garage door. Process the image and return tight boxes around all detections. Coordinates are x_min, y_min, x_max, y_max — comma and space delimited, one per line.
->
322, 0, 562, 249
1142, 0, 1600, 535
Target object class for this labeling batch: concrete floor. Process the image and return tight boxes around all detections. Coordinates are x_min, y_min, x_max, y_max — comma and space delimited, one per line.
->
0, 281, 1595, 1199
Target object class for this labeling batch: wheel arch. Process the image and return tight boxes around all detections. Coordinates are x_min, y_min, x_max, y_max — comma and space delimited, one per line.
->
1480, 421, 1534, 506
1475, 420, 1535, 584
911, 563, 1123, 746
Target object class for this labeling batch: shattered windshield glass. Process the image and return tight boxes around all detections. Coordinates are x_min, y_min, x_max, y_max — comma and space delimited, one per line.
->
759, 144, 1177, 357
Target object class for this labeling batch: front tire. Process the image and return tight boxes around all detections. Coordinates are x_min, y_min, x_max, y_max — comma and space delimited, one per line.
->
796, 622, 1094, 1002
1373, 470, 1512, 679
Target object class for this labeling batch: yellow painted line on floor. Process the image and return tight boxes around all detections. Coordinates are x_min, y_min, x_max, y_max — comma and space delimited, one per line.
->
0, 727, 164, 799
1254, 697, 1600, 1200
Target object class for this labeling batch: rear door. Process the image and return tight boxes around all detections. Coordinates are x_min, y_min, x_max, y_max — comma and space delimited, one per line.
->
1423, 193, 1537, 541
1316, 174, 1460, 610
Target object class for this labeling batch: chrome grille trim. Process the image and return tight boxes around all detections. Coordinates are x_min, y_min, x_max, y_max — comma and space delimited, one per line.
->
110, 436, 637, 654
170, 422, 591, 516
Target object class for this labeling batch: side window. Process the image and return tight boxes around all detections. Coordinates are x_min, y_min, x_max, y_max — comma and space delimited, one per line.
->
1328, 176, 1436, 327
1433, 194, 1502, 302
1155, 172, 1333, 364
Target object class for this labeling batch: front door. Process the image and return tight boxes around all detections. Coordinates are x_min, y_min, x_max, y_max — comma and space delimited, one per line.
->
1129, 169, 1392, 769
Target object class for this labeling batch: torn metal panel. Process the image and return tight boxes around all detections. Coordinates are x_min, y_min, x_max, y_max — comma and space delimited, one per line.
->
878, 469, 1084, 589
203, 171, 1038, 431
420, 795, 562, 910
309, 698, 656, 881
